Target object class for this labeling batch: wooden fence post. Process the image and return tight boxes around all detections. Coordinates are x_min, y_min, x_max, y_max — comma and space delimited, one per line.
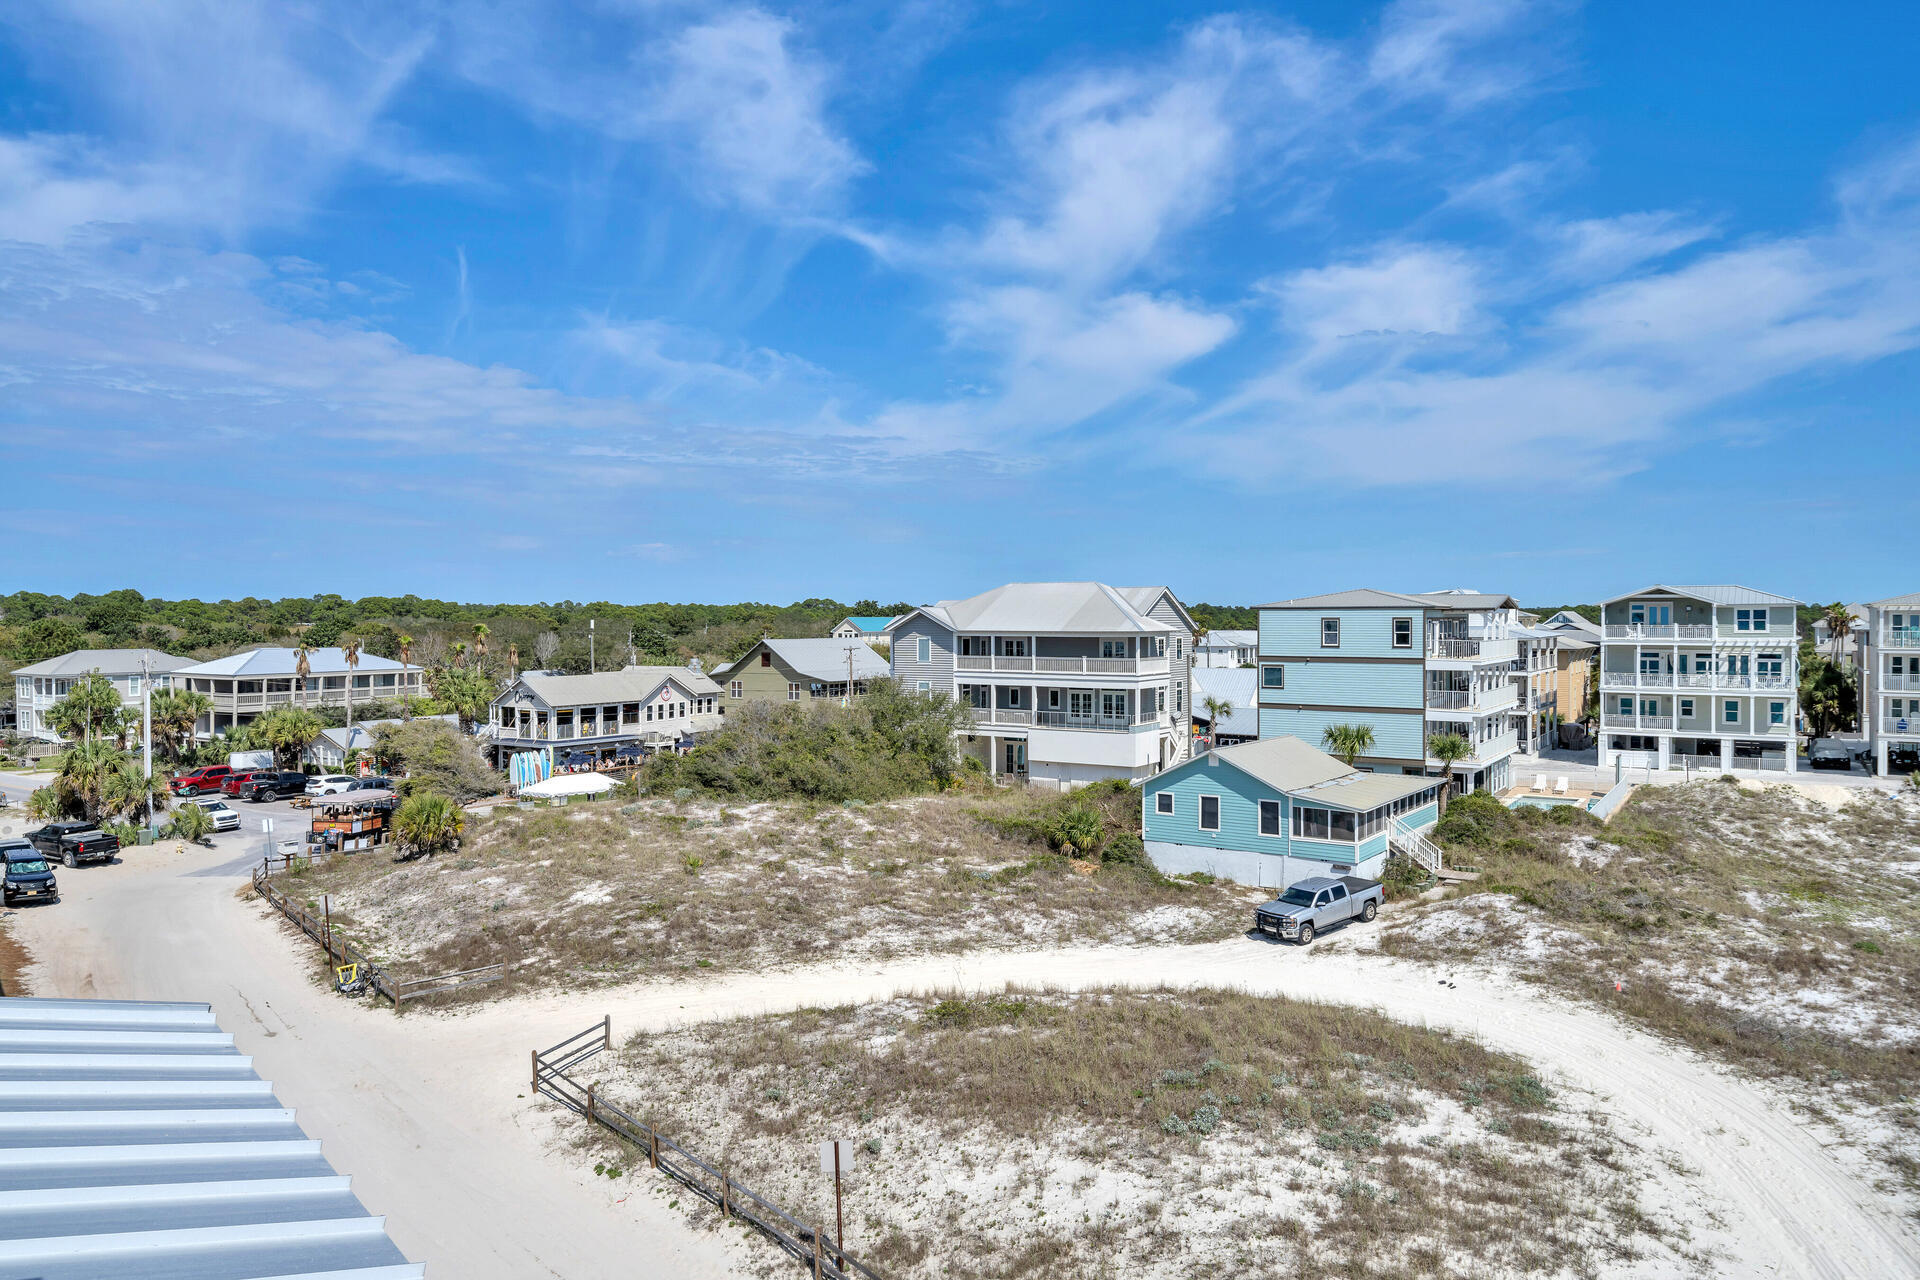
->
813, 1226, 823, 1279
650, 1130, 659, 1169
530, 1048, 538, 1092
602, 1015, 611, 1050
720, 1171, 730, 1218
586, 1083, 595, 1124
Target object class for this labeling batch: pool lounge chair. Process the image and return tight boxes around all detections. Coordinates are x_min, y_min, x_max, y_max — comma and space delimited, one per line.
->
1533, 773, 1548, 792
1552, 777, 1569, 795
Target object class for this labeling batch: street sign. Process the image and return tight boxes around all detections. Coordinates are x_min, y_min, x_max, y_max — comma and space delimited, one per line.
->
819, 1139, 857, 1174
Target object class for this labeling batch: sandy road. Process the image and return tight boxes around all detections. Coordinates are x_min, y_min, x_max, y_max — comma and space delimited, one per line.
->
9, 824, 1919, 1279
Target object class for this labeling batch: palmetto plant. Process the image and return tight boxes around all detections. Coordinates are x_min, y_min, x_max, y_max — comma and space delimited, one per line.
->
56, 741, 123, 824
167, 802, 215, 845
1320, 723, 1376, 767
393, 791, 465, 860
472, 623, 490, 670
150, 688, 213, 761
451, 641, 468, 669
1426, 732, 1473, 813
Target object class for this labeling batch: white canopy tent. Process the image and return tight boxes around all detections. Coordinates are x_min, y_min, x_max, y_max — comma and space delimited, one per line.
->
519, 772, 617, 799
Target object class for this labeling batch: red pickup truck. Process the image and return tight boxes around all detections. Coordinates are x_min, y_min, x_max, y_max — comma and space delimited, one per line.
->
220, 770, 277, 797
169, 765, 233, 796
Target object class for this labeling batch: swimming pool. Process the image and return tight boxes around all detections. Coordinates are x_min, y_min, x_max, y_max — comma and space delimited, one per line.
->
1506, 795, 1599, 812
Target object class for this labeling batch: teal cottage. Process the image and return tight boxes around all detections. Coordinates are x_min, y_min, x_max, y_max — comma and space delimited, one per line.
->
1140, 737, 1444, 889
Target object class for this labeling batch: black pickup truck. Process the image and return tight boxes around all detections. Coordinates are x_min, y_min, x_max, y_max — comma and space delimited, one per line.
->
240, 771, 311, 802
24, 821, 120, 868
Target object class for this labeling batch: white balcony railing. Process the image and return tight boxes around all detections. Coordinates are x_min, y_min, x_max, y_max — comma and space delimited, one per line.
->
1882, 628, 1920, 650
1884, 716, 1919, 736
956, 654, 1169, 676
1878, 673, 1920, 692
1603, 623, 1784, 642
1603, 670, 1792, 691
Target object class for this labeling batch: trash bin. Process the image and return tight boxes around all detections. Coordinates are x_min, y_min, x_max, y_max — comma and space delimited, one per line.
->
137, 828, 157, 846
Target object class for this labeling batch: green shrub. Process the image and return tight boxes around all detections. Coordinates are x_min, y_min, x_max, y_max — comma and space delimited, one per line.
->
1432, 790, 1513, 847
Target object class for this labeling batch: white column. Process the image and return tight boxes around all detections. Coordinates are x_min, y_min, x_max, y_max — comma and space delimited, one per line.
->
1719, 737, 1732, 771
1656, 734, 1671, 771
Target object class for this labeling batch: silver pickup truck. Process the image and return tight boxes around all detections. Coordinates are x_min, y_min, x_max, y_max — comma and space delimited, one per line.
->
1254, 875, 1383, 945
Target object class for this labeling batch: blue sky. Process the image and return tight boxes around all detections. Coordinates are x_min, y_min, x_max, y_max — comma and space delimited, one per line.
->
2, 0, 1916, 608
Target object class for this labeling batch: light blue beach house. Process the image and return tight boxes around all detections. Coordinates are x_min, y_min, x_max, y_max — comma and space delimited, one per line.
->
1141, 736, 1445, 889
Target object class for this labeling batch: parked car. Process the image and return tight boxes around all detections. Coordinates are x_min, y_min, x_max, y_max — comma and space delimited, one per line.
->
240, 771, 311, 802
1889, 744, 1920, 775
1253, 875, 1383, 946
24, 821, 119, 868
220, 769, 278, 797
1807, 740, 1854, 771
190, 797, 241, 833
345, 776, 393, 792
169, 765, 233, 796
2, 841, 58, 906
305, 775, 357, 797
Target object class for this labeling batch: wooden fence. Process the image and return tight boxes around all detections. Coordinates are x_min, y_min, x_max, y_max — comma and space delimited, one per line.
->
251, 857, 509, 1005
532, 1019, 889, 1280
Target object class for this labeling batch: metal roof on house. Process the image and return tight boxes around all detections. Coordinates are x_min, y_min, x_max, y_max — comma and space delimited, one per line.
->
1296, 769, 1441, 812
1539, 610, 1603, 637
1204, 736, 1354, 793
1406, 591, 1519, 611
0, 996, 421, 1280
757, 638, 890, 684
503, 665, 720, 708
13, 649, 190, 678
902, 583, 1177, 635
1868, 592, 1920, 610
1258, 589, 1433, 610
1191, 667, 1258, 738
1602, 584, 1804, 607
834, 616, 899, 633
175, 648, 407, 677
1198, 629, 1258, 648
313, 716, 458, 753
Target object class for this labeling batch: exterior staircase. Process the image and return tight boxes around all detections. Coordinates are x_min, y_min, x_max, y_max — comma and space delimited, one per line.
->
1390, 818, 1445, 876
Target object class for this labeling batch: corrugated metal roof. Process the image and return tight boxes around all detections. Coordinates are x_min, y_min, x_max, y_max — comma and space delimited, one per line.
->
0, 997, 421, 1280
12, 649, 191, 678
1197, 629, 1258, 648
506, 665, 719, 708
834, 616, 899, 633
905, 583, 1175, 635
762, 638, 890, 684
1205, 736, 1354, 793
1602, 584, 1804, 607
1191, 667, 1259, 738
1258, 589, 1432, 610
1869, 592, 1920, 610
175, 648, 407, 678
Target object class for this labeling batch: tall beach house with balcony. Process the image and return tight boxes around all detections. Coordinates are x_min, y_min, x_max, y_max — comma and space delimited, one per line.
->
1596, 585, 1802, 772
887, 582, 1197, 788
1255, 590, 1524, 795
1861, 593, 1920, 775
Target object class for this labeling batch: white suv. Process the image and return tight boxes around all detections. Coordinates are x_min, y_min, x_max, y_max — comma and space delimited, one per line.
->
305, 775, 357, 797
190, 797, 242, 832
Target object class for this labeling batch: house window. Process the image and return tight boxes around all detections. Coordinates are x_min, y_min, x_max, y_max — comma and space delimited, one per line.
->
729, 681, 742, 698
1392, 618, 1412, 649
1008, 688, 1022, 708
1617, 696, 1632, 717
1101, 639, 1125, 659
1199, 795, 1220, 831
1321, 618, 1341, 648
918, 636, 931, 664
1640, 698, 1658, 717
646, 706, 653, 721
761, 651, 771, 666
788, 683, 801, 701
917, 681, 930, 692
1679, 698, 1694, 718
1175, 638, 1183, 660
1048, 690, 1060, 709
1736, 608, 1768, 632
1292, 805, 1333, 841
1258, 800, 1281, 836
1261, 665, 1285, 690
1155, 792, 1174, 816
1769, 700, 1785, 726
1724, 700, 1739, 724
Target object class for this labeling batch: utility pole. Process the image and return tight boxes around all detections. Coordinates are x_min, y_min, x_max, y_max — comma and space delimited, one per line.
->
140, 653, 154, 831
844, 645, 859, 703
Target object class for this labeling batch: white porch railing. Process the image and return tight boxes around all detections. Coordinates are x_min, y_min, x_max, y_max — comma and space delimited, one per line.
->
1880, 628, 1920, 649
1879, 673, 1920, 692
1883, 716, 1918, 736
1390, 819, 1442, 875
957, 654, 1168, 675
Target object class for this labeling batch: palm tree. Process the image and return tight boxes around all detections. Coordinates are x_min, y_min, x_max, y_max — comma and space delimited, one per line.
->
1200, 695, 1233, 748
342, 640, 361, 742
150, 688, 213, 761
56, 741, 122, 824
398, 634, 415, 719
508, 642, 520, 679
46, 672, 123, 746
255, 706, 324, 770
451, 641, 468, 669
1320, 723, 1376, 767
1426, 732, 1473, 813
472, 623, 490, 671
1822, 603, 1859, 664
295, 643, 313, 712
167, 802, 215, 845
